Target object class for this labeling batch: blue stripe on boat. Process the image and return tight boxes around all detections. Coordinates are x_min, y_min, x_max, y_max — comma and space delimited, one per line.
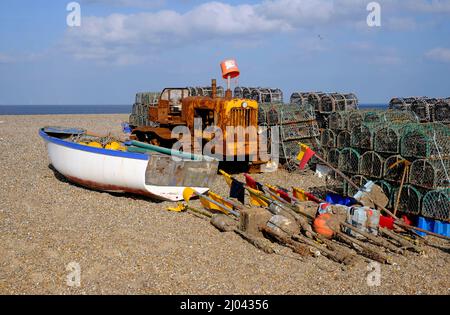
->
39, 129, 150, 161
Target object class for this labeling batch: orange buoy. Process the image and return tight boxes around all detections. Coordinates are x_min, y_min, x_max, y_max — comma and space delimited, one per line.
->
220, 59, 240, 79
313, 213, 335, 239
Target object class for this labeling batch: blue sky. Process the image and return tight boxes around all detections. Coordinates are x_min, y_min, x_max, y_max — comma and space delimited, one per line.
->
0, 0, 449, 105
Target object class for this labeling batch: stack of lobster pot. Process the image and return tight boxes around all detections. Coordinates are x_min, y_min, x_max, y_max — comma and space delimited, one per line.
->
258, 102, 320, 172
290, 92, 359, 129
389, 96, 450, 125
129, 92, 160, 127
234, 87, 283, 104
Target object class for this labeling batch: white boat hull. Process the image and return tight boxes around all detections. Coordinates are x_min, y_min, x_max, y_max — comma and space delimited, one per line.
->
40, 129, 216, 201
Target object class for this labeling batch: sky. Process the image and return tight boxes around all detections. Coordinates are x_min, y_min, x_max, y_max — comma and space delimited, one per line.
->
0, 0, 449, 105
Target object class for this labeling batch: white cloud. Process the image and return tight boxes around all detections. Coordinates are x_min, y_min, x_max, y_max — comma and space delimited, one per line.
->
81, 0, 166, 9
61, 0, 449, 64
425, 47, 450, 63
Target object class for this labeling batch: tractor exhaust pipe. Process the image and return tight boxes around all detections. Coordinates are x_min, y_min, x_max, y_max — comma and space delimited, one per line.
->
212, 79, 217, 99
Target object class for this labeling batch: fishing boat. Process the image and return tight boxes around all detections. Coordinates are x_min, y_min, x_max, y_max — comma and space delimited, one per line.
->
39, 127, 218, 201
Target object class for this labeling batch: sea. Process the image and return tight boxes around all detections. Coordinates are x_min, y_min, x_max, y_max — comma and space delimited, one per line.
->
0, 104, 388, 115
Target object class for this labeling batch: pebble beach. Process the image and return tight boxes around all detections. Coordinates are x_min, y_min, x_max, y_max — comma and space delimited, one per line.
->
0, 114, 449, 295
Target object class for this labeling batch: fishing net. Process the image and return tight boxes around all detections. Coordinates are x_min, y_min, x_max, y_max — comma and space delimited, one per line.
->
360, 151, 385, 178
374, 180, 394, 208
422, 189, 450, 221
327, 148, 341, 168
433, 100, 450, 124
351, 124, 376, 150
411, 98, 438, 123
348, 111, 364, 130
345, 175, 368, 197
320, 129, 337, 148
337, 130, 351, 148
384, 155, 409, 183
400, 123, 450, 159
339, 148, 361, 174
409, 158, 450, 189
392, 185, 423, 215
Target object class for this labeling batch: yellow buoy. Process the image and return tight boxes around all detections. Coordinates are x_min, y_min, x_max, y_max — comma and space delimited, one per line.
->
87, 142, 103, 148
105, 141, 124, 151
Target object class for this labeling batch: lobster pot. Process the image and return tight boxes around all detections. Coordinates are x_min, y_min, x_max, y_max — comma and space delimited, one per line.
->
320, 94, 339, 113
258, 106, 268, 126
327, 148, 341, 168
389, 97, 420, 111
320, 129, 336, 148
251, 88, 283, 104
374, 180, 394, 208
339, 148, 361, 174
279, 104, 316, 124
337, 130, 351, 148
373, 124, 407, 154
343, 93, 359, 110
351, 124, 375, 150
129, 114, 138, 126
348, 111, 364, 130
400, 123, 450, 159
311, 147, 327, 165
328, 111, 350, 131
382, 110, 419, 123
433, 100, 450, 123
422, 189, 450, 221
308, 92, 326, 112
392, 185, 423, 215
360, 151, 385, 178
345, 175, 368, 197
409, 158, 450, 189
280, 140, 300, 160
363, 111, 382, 124
384, 155, 409, 183
281, 122, 319, 141
187, 87, 198, 96
411, 99, 437, 123
266, 104, 281, 126
135, 93, 143, 104
290, 92, 311, 105
131, 103, 139, 115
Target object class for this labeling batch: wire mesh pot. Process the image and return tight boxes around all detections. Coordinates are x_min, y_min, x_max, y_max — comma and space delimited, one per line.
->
400, 123, 450, 159
409, 158, 450, 189
363, 111, 382, 124
384, 155, 409, 183
339, 148, 361, 174
433, 99, 450, 124
337, 130, 351, 148
348, 111, 364, 130
389, 97, 422, 111
308, 92, 327, 112
382, 110, 419, 123
422, 189, 450, 221
373, 123, 409, 154
328, 111, 350, 130
360, 151, 385, 178
320, 129, 337, 148
327, 148, 341, 168
392, 185, 423, 215
351, 124, 376, 150
411, 98, 437, 123
290, 92, 312, 106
